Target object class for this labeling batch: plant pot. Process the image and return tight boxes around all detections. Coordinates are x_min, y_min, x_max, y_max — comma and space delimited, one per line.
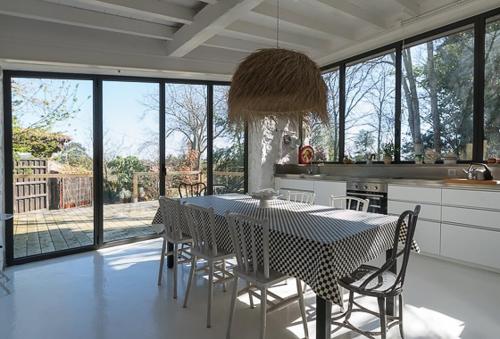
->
383, 155, 392, 165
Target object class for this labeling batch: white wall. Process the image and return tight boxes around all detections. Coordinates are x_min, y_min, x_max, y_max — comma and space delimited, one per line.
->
247, 117, 299, 193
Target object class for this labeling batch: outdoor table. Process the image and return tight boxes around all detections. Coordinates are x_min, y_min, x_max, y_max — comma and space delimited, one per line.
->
152, 194, 417, 339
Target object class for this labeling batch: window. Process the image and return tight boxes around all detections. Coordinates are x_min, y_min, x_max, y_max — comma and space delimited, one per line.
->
303, 70, 340, 162
213, 85, 245, 193
345, 53, 396, 162
485, 19, 500, 159
164, 84, 208, 197
10, 77, 94, 258
401, 29, 475, 161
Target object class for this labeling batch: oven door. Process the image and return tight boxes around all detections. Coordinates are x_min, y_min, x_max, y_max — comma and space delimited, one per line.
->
346, 191, 387, 214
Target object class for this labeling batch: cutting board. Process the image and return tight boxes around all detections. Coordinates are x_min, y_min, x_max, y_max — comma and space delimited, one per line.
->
444, 178, 500, 185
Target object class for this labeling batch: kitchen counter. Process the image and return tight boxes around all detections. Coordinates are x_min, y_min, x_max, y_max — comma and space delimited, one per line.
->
274, 173, 500, 191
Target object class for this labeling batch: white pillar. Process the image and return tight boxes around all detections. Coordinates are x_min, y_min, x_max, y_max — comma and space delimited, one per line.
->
247, 117, 299, 193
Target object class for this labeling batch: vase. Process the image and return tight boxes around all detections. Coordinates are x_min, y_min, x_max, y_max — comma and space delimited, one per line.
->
383, 155, 392, 165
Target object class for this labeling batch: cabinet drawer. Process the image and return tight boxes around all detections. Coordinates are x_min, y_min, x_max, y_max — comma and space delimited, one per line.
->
277, 178, 314, 191
388, 201, 441, 221
314, 181, 346, 206
388, 185, 441, 204
441, 223, 500, 270
414, 220, 441, 255
442, 206, 500, 231
442, 189, 500, 211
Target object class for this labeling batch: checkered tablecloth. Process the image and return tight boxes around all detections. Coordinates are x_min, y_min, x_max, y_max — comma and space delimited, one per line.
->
152, 194, 418, 305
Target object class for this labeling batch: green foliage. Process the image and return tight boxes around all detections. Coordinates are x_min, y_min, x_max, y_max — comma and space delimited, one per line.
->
382, 142, 395, 157
57, 142, 92, 170
13, 117, 71, 158
106, 156, 146, 193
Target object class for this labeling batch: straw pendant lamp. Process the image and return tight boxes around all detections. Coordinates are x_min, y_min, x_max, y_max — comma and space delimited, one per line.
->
228, 0, 328, 124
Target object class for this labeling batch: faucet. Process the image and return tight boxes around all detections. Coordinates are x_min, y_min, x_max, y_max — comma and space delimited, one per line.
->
307, 163, 315, 175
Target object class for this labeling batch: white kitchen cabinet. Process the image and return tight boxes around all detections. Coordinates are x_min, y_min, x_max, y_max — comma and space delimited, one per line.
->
275, 178, 314, 192
313, 181, 346, 206
414, 220, 441, 255
442, 188, 500, 210
442, 206, 500, 231
441, 223, 500, 270
388, 200, 441, 221
388, 185, 442, 204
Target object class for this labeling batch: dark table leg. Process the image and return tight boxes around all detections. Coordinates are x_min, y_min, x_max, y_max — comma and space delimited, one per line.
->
386, 248, 396, 315
167, 241, 174, 269
316, 296, 331, 339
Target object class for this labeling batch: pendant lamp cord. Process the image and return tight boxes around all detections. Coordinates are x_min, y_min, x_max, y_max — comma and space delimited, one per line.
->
276, 0, 280, 48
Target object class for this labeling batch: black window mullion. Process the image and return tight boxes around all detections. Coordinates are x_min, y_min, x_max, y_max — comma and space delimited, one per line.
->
3, 72, 14, 265
473, 17, 486, 162
94, 77, 103, 247
207, 84, 214, 195
244, 122, 249, 193
338, 64, 346, 162
159, 81, 166, 196
395, 43, 403, 163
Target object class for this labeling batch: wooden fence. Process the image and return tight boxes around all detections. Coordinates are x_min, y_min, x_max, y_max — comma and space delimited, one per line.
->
14, 159, 93, 213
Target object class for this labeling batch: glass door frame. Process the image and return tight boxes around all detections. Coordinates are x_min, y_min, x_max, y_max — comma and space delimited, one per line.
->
3, 71, 238, 265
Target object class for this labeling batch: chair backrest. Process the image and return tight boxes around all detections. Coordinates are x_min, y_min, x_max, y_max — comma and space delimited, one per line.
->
158, 196, 183, 240
330, 195, 370, 212
359, 205, 421, 294
178, 182, 206, 198
225, 212, 270, 279
183, 203, 219, 256
283, 190, 315, 204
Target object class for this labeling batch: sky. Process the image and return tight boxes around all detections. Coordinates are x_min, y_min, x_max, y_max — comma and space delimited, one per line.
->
13, 78, 232, 163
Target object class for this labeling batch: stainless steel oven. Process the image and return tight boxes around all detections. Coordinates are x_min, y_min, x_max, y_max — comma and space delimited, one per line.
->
346, 180, 388, 214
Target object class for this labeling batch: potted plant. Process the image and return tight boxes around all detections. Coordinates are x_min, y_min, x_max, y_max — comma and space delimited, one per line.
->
383, 142, 394, 165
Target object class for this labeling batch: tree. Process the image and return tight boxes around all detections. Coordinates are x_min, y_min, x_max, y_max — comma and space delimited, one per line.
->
57, 142, 92, 170
12, 117, 70, 158
353, 130, 375, 161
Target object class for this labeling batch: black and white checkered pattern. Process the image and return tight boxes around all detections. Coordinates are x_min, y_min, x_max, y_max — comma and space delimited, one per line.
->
152, 194, 418, 305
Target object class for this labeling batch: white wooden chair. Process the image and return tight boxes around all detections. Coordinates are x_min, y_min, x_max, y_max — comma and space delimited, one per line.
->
330, 195, 370, 212
225, 212, 309, 339
282, 190, 315, 204
157, 197, 192, 299
183, 203, 234, 328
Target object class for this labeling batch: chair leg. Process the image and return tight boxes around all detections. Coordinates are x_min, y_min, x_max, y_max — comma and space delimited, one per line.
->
260, 288, 267, 339
157, 237, 167, 286
183, 256, 196, 308
207, 262, 214, 328
248, 282, 255, 309
222, 259, 227, 292
377, 297, 387, 339
173, 243, 178, 299
338, 287, 345, 313
344, 291, 354, 322
226, 277, 239, 339
399, 294, 405, 339
296, 279, 309, 339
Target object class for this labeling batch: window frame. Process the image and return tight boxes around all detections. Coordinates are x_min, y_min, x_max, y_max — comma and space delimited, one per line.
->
2, 70, 246, 266
307, 6, 500, 164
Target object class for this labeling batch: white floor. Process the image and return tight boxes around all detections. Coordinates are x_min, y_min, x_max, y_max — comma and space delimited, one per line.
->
1, 238, 499, 339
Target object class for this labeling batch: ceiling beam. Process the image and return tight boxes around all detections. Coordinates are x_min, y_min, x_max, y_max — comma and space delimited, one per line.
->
165, 0, 265, 57
392, 0, 421, 15
249, 3, 355, 41
308, 0, 388, 29
0, 0, 176, 40
44, 0, 195, 24
0, 15, 234, 76
223, 20, 332, 52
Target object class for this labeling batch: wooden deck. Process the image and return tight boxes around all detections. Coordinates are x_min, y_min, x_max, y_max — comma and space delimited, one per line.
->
13, 201, 159, 259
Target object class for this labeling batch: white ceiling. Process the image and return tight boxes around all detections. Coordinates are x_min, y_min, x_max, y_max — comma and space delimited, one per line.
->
0, 0, 499, 80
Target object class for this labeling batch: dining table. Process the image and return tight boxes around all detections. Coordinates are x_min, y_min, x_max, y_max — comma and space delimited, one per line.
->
152, 194, 418, 339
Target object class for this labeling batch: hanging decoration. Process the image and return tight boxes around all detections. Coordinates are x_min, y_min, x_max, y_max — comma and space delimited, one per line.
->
228, 0, 328, 124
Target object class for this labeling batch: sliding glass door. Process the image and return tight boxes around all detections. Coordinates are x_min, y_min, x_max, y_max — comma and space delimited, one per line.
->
102, 81, 159, 242
9, 77, 94, 260
4, 73, 242, 264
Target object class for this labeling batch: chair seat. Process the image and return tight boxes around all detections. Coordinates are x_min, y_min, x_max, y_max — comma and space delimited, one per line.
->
233, 266, 288, 288
339, 265, 399, 297
191, 246, 234, 262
